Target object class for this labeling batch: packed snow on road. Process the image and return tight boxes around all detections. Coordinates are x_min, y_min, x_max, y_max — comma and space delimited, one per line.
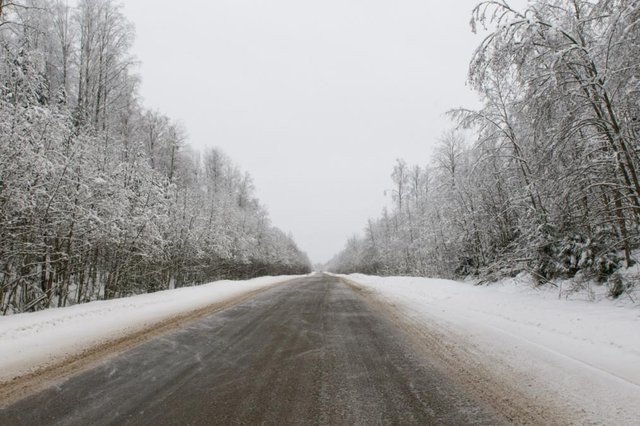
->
0, 276, 299, 383
338, 272, 640, 425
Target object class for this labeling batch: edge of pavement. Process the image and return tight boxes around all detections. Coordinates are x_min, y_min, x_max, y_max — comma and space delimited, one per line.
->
0, 276, 302, 408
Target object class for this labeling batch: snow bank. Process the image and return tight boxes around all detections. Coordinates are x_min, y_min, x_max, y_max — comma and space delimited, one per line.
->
338, 273, 640, 424
0, 275, 299, 382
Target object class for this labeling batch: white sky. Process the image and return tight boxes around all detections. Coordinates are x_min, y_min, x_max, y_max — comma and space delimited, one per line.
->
120, 0, 496, 264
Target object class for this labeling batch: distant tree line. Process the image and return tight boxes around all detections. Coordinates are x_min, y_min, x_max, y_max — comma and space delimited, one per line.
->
328, 0, 640, 290
0, 0, 310, 314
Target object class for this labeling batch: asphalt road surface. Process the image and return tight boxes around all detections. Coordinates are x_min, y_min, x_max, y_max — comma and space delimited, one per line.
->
1, 274, 505, 425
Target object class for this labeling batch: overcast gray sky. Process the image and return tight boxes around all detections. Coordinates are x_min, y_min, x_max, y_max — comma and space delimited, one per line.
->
120, 0, 496, 264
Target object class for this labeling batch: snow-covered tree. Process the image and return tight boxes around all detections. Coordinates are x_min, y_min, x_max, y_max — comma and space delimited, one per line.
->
0, 0, 310, 314
329, 1, 639, 293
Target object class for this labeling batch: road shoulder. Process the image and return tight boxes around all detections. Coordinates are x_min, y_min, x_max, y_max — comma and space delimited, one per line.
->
0, 277, 298, 407
340, 276, 579, 425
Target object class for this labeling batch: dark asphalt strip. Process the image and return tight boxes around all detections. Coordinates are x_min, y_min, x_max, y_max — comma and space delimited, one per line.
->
0, 275, 504, 425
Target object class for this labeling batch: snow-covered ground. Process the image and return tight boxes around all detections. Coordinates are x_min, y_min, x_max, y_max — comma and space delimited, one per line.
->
3, 271, 638, 422
0, 275, 299, 383
338, 272, 640, 424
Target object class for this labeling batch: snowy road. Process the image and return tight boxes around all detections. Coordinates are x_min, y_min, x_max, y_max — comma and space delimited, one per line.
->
1, 274, 507, 425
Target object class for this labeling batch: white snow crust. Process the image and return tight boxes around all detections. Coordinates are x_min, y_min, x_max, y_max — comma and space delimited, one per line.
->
338, 272, 640, 424
0, 275, 298, 382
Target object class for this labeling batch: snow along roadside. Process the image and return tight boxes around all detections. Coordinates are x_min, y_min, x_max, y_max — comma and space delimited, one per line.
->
336, 273, 640, 425
0, 275, 301, 386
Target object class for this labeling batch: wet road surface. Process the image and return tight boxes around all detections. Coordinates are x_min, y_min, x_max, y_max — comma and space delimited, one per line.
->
0, 274, 503, 425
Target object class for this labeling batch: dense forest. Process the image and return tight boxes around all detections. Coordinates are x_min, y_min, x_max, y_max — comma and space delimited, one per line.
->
328, 0, 640, 294
0, 0, 310, 314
